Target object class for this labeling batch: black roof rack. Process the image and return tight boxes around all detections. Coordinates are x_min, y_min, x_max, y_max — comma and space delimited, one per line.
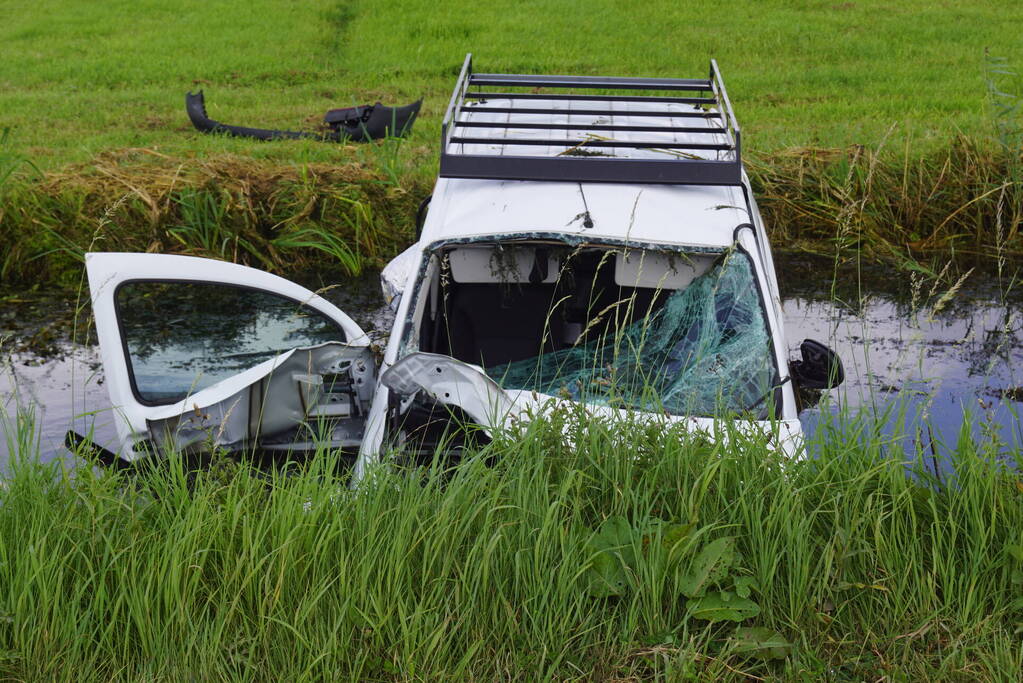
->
439, 54, 741, 185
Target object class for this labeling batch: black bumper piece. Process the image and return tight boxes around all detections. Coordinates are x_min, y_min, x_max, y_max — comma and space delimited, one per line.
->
185, 91, 421, 142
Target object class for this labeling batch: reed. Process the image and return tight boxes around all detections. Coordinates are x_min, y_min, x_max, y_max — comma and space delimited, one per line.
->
0, 404, 1020, 680
748, 137, 1023, 264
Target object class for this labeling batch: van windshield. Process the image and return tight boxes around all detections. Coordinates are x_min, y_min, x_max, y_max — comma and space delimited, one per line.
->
485, 249, 778, 417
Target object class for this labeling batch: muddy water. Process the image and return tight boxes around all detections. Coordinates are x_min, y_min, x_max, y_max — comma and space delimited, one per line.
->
784, 290, 1022, 472
2, 256, 1021, 470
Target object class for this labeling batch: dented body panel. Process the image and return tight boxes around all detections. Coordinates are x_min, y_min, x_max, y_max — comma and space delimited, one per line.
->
87, 253, 372, 459
144, 344, 375, 453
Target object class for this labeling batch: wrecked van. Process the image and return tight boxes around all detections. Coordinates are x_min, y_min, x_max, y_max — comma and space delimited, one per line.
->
84, 56, 842, 473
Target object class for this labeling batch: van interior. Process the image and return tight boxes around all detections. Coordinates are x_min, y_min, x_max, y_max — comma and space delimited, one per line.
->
390, 241, 781, 461
418, 242, 715, 369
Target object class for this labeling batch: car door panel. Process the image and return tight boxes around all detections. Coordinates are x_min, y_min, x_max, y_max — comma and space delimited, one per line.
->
86, 252, 375, 459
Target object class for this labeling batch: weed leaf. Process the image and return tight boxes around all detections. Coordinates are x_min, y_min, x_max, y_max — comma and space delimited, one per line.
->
657, 521, 695, 560
734, 576, 757, 599
688, 591, 760, 622
731, 626, 793, 660
680, 537, 735, 598
583, 516, 637, 597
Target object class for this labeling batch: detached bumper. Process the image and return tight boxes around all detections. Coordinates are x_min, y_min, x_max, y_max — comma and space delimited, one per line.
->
185, 91, 421, 142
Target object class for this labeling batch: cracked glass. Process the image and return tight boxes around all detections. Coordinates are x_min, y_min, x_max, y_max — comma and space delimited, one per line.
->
487, 249, 777, 417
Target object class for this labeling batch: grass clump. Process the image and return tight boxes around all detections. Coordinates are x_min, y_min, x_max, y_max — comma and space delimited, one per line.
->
748, 136, 1023, 262
0, 151, 430, 289
1, 407, 1021, 680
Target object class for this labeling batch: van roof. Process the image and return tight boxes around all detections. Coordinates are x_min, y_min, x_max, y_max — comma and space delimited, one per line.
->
421, 178, 750, 250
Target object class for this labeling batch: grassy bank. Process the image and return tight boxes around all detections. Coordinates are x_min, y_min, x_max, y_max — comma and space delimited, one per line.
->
2, 1, 1023, 290
2, 407, 1021, 680
0, 147, 428, 290
2, 138, 1021, 292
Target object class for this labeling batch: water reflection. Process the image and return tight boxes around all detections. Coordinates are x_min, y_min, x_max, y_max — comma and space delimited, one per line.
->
1, 347, 113, 472
1, 261, 1021, 468
784, 286, 1023, 470
118, 281, 345, 404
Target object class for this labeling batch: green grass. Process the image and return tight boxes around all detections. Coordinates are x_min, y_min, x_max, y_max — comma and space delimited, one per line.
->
0, 0, 354, 168
1, 0, 1022, 170
340, 0, 1023, 153
2, 1, 1023, 291
2, 406, 1022, 680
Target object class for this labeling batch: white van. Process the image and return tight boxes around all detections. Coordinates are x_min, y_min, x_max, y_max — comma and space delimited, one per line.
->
83, 56, 842, 473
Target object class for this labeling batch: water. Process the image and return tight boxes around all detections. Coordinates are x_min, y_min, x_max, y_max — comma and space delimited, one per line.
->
2, 256, 1021, 469
784, 287, 1022, 471
1, 348, 113, 465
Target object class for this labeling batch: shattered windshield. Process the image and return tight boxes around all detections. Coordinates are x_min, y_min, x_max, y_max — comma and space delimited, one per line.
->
486, 249, 777, 417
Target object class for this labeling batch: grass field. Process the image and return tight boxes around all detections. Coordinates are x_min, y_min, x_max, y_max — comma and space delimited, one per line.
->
2, 0, 1022, 169
2, 407, 1022, 680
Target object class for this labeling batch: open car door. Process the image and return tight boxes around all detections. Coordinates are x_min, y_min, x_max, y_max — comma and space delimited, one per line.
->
86, 253, 378, 461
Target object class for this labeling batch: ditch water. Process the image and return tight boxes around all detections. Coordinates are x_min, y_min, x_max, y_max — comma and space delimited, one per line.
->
1, 255, 1021, 472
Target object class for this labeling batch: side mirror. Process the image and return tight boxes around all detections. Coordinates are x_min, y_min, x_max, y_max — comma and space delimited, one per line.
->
790, 339, 844, 390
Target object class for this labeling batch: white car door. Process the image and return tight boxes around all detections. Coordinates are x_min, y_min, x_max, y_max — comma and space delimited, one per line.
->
86, 253, 378, 461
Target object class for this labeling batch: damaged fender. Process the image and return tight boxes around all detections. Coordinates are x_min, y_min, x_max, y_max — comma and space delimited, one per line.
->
381, 352, 516, 433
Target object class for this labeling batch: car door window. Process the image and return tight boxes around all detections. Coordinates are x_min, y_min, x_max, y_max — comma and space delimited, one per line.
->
116, 280, 346, 405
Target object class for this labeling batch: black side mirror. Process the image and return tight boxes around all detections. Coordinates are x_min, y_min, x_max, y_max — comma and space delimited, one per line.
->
790, 339, 844, 390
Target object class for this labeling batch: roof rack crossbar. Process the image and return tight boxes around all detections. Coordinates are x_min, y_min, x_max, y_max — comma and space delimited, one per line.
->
460, 105, 722, 119
442, 155, 740, 185
449, 137, 732, 151
453, 121, 728, 135
469, 73, 713, 91
465, 92, 718, 105
440, 54, 743, 185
